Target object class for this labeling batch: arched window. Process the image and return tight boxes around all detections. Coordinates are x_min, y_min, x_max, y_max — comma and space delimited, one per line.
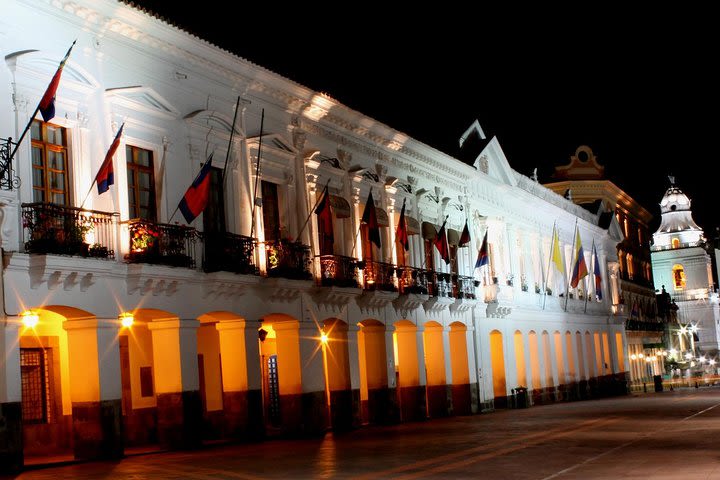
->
672, 237, 680, 248
672, 264, 686, 290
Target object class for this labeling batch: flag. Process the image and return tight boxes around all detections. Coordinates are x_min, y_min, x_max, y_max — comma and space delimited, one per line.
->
592, 242, 603, 300
459, 219, 471, 247
178, 155, 213, 224
96, 124, 123, 194
434, 217, 450, 265
396, 199, 409, 251
361, 190, 381, 249
315, 184, 333, 237
570, 229, 588, 289
38, 40, 76, 122
551, 226, 565, 274
475, 230, 489, 268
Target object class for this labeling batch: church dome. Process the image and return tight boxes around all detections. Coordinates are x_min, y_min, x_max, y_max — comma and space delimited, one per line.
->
660, 186, 692, 214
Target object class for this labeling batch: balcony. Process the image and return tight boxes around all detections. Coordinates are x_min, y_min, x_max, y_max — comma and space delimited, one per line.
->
203, 231, 257, 275
625, 320, 666, 332
361, 260, 397, 292
317, 254, 359, 288
125, 219, 196, 268
22, 202, 117, 258
394, 266, 430, 311
263, 240, 312, 280
453, 275, 478, 300
423, 272, 456, 312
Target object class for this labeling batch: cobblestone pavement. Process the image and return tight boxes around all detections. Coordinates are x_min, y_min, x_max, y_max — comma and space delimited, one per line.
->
7, 387, 720, 479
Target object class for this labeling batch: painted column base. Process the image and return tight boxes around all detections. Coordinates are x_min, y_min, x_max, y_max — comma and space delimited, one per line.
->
156, 391, 202, 450
367, 387, 400, 425
452, 383, 472, 415
124, 406, 157, 446
71, 399, 123, 460
329, 388, 361, 431
426, 385, 452, 418
0, 402, 22, 473
399, 385, 428, 421
469, 382, 480, 414
301, 391, 327, 436
222, 389, 264, 440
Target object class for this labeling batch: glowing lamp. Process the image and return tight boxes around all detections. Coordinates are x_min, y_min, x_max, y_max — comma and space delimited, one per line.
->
645, 357, 652, 362
120, 312, 134, 328
710, 359, 716, 366
691, 325, 698, 333
320, 331, 329, 344
638, 353, 644, 359
21, 310, 39, 328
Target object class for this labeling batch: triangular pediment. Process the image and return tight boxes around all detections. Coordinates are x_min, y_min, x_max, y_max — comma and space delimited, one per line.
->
6, 49, 99, 92
105, 86, 179, 118
474, 137, 517, 187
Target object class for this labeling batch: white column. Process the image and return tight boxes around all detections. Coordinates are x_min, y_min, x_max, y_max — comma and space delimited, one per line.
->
0, 319, 21, 404
415, 324, 428, 387
442, 327, 453, 386
347, 324, 362, 391
523, 333, 534, 388
298, 324, 326, 394
385, 325, 397, 389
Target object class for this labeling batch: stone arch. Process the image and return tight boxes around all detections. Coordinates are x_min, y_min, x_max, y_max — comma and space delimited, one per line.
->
322, 318, 354, 430
528, 330, 541, 390
514, 330, 527, 389
542, 331, 554, 388
449, 321, 471, 415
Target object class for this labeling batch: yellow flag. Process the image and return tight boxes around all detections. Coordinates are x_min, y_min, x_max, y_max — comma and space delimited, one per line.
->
552, 226, 565, 276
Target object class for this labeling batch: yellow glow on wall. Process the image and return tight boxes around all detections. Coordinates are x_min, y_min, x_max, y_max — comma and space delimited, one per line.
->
449, 323, 469, 385
554, 331, 565, 383
423, 322, 445, 386
359, 322, 386, 391
270, 320, 302, 395
395, 321, 419, 387
528, 331, 541, 389
489, 330, 507, 397
323, 320, 350, 392
197, 323, 223, 412
514, 331, 526, 387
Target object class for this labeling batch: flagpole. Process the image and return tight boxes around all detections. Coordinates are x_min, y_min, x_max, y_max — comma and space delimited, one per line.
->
542, 222, 555, 311
351, 187, 370, 257
391, 198, 406, 266
222, 97, 241, 187
565, 220, 578, 312
79, 180, 98, 210
7, 40, 76, 164
295, 179, 330, 243
585, 238, 594, 314
249, 109, 264, 239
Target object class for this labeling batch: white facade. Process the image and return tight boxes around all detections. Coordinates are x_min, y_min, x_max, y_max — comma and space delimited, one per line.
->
0, 0, 629, 470
651, 185, 720, 354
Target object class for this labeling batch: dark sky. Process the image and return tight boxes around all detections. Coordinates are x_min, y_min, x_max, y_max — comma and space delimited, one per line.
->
129, 2, 717, 236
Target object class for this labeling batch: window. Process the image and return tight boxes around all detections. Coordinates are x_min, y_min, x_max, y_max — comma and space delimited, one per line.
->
126, 145, 156, 221
672, 264, 686, 290
261, 180, 281, 241
20, 348, 53, 424
31, 120, 69, 205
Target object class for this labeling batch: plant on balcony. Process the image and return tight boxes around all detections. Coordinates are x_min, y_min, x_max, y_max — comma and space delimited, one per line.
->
88, 243, 109, 258
131, 225, 159, 253
506, 274, 514, 286
535, 282, 541, 294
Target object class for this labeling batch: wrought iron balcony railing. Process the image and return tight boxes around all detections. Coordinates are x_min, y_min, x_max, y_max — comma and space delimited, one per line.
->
22, 202, 117, 258
263, 240, 312, 280
396, 266, 430, 295
125, 219, 196, 268
625, 319, 666, 332
453, 275, 478, 299
316, 254, 359, 288
429, 272, 454, 298
1, 137, 19, 190
203, 231, 258, 275
360, 260, 397, 292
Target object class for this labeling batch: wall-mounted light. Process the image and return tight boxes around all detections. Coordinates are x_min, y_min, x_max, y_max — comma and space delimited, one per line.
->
120, 312, 134, 328
21, 310, 39, 328
320, 331, 329, 344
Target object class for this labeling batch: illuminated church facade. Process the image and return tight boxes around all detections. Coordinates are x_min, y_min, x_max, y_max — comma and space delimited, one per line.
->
0, 0, 629, 471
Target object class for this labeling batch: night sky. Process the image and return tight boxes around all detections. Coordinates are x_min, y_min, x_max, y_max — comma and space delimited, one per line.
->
129, 2, 717, 236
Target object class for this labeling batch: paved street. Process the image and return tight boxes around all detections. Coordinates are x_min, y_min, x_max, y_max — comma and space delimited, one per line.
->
8, 387, 720, 479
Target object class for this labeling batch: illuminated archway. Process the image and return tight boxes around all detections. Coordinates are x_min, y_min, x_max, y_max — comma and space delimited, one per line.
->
514, 330, 527, 388
489, 330, 507, 407
528, 331, 541, 391
357, 319, 390, 424
542, 331, 554, 389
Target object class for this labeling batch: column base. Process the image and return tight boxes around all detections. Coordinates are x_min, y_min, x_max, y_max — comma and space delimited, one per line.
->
156, 391, 202, 450
222, 389, 264, 440
329, 389, 361, 431
399, 385, 427, 421
427, 385, 452, 418
368, 387, 400, 425
452, 383, 472, 415
71, 400, 123, 460
301, 391, 327, 436
470, 382, 480, 414
0, 402, 22, 474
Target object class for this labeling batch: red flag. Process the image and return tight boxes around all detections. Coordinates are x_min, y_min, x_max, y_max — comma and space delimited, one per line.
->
178, 155, 213, 223
459, 219, 471, 247
434, 217, 450, 265
315, 185, 334, 237
38, 41, 76, 122
96, 124, 123, 194
396, 199, 409, 251
361, 190, 381, 249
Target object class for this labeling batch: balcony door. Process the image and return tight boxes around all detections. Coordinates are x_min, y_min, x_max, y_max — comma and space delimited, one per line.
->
203, 167, 225, 234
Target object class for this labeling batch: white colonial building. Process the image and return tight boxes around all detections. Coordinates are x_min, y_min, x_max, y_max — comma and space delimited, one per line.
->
0, 0, 630, 472
651, 182, 720, 357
